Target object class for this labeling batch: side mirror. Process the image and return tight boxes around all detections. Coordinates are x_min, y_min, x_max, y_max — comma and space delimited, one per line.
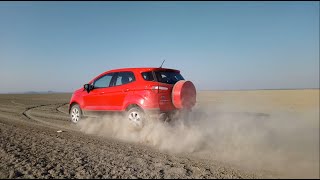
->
84, 84, 93, 93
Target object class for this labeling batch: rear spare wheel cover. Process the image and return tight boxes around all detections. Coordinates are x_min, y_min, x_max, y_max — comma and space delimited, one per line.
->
172, 80, 196, 109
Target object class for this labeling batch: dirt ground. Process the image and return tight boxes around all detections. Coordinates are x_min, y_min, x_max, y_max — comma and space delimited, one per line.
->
0, 90, 318, 179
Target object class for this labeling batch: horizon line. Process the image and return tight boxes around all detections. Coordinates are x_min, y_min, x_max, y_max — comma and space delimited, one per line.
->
0, 88, 319, 94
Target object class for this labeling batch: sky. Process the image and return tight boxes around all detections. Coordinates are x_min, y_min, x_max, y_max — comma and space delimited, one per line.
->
0, 1, 319, 93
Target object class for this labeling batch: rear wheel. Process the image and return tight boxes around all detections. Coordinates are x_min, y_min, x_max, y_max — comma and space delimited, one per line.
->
70, 104, 82, 123
126, 107, 145, 129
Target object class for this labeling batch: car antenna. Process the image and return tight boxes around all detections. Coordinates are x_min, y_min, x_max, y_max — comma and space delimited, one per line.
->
159, 59, 165, 68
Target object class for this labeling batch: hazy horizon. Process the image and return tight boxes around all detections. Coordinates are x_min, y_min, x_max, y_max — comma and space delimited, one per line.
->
0, 2, 319, 93
1, 88, 319, 95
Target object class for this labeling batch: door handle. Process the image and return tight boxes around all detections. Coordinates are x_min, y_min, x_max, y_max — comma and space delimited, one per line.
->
123, 88, 129, 92
100, 92, 105, 95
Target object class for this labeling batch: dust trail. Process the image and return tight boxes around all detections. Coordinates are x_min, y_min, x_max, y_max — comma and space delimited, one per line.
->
78, 104, 319, 178
78, 114, 206, 153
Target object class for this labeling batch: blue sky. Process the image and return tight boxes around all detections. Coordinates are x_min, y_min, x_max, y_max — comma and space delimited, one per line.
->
0, 2, 319, 93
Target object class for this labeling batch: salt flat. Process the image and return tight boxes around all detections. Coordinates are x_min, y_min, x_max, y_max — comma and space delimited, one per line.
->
0, 90, 318, 178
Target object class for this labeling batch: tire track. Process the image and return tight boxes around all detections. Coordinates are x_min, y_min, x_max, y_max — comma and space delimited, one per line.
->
21, 103, 77, 131
22, 104, 50, 120
55, 103, 69, 115
22, 103, 69, 120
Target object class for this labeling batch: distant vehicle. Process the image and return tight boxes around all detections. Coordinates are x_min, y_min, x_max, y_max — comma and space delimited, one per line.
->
69, 67, 196, 128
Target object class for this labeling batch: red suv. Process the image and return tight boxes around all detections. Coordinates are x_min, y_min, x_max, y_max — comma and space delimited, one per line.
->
69, 67, 196, 128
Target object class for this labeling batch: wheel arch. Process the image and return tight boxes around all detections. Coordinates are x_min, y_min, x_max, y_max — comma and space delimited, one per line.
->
69, 102, 81, 114
125, 103, 144, 112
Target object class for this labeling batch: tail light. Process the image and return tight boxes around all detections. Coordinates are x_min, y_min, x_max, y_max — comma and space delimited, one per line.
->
151, 86, 168, 93
151, 86, 168, 90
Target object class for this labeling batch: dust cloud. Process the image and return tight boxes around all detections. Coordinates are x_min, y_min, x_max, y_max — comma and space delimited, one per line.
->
78, 103, 319, 178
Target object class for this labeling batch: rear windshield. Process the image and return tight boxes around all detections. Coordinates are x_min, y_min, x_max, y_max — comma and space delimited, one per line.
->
154, 71, 184, 84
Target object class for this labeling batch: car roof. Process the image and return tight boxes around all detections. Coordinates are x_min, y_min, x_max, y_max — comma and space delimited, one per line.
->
107, 67, 180, 73
88, 67, 181, 83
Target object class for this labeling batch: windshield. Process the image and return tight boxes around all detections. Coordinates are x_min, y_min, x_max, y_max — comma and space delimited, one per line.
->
154, 71, 184, 84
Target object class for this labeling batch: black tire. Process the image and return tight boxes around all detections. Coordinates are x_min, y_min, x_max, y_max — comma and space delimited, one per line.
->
70, 104, 82, 123
126, 107, 145, 130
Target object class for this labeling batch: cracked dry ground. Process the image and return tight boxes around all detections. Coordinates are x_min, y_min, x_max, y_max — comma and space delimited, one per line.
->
0, 94, 274, 179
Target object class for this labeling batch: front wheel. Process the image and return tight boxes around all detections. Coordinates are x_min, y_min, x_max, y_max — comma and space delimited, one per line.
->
70, 104, 82, 123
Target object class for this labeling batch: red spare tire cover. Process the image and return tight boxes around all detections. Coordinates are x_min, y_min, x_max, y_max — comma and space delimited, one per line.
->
172, 80, 196, 109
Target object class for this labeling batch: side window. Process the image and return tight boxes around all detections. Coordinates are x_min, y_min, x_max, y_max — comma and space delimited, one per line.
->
115, 72, 135, 86
93, 73, 114, 88
141, 71, 154, 81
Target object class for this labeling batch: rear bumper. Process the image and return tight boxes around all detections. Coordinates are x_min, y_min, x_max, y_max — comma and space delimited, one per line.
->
143, 108, 182, 121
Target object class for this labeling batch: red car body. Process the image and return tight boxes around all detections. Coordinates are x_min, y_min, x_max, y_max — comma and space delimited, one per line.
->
69, 67, 196, 121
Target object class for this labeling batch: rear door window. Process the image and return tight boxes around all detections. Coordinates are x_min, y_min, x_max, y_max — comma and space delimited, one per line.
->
114, 71, 136, 86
